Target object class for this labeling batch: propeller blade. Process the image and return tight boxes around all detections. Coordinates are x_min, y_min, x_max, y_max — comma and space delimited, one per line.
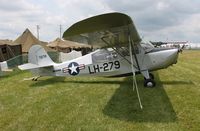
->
178, 44, 185, 53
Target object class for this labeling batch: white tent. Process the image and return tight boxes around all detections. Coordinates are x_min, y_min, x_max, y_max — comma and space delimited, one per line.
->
59, 50, 82, 62
186, 43, 200, 50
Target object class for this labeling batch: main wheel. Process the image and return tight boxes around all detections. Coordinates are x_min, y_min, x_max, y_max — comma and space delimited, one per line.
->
144, 79, 156, 87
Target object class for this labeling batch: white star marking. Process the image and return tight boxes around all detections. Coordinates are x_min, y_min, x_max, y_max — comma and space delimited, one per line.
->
69, 63, 78, 74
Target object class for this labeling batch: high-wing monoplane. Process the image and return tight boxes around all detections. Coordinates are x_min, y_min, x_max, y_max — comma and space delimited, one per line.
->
18, 13, 180, 108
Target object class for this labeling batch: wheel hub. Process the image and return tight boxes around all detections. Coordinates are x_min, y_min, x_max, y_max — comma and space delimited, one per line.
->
147, 82, 153, 87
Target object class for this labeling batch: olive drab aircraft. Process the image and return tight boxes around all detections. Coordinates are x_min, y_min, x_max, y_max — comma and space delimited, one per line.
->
18, 12, 180, 109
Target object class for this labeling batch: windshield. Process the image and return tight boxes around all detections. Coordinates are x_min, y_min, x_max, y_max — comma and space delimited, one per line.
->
140, 40, 154, 53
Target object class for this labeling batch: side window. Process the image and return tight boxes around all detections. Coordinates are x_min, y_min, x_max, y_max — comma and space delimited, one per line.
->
2, 47, 6, 54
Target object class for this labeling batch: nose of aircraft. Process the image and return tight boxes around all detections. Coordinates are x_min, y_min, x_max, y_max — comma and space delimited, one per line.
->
169, 48, 179, 64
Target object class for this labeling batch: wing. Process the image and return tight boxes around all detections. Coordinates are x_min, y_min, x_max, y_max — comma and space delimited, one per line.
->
63, 12, 141, 48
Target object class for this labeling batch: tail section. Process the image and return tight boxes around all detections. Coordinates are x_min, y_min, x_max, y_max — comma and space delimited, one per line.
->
18, 45, 54, 70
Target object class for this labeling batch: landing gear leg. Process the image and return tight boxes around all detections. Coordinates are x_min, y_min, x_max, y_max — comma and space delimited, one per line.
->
141, 71, 156, 87
143, 72, 154, 80
32, 76, 41, 81
149, 73, 154, 80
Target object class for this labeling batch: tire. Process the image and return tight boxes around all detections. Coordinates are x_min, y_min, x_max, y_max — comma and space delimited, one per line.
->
144, 79, 156, 87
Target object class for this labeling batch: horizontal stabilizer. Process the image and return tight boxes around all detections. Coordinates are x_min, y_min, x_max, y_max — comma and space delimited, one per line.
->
18, 63, 53, 70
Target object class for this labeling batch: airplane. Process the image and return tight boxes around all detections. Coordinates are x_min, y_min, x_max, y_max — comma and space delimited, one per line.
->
18, 12, 181, 109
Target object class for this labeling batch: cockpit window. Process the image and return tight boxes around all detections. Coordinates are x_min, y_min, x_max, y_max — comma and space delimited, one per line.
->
92, 49, 118, 62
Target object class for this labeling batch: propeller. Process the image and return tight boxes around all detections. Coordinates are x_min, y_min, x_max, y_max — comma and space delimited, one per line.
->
178, 44, 186, 53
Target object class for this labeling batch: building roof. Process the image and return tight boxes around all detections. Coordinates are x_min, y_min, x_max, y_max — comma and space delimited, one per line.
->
47, 38, 91, 49
0, 39, 13, 46
12, 28, 54, 52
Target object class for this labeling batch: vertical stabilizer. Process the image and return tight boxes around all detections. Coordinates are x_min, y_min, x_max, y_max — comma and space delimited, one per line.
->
18, 45, 54, 70
28, 45, 54, 66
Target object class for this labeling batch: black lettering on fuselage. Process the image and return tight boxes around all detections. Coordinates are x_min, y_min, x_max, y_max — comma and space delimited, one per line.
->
88, 66, 95, 74
93, 65, 100, 73
88, 60, 121, 74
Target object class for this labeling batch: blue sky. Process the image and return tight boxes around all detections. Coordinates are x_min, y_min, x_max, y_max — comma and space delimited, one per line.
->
0, 0, 200, 42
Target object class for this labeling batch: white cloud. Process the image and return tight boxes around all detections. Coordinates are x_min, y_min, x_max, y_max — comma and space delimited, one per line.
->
53, 0, 113, 23
0, 0, 46, 39
0, 0, 114, 41
0, 0, 200, 42
156, 1, 169, 10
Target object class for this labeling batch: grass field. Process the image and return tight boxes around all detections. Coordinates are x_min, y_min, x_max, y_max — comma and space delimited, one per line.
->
0, 50, 200, 131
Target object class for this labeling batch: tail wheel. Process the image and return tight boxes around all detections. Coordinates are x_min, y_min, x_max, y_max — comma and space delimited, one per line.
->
144, 79, 156, 88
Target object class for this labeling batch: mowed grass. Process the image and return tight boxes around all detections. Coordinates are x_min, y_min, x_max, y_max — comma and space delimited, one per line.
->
0, 50, 200, 131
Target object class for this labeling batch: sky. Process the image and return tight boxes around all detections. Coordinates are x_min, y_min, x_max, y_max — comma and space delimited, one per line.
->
0, 0, 200, 42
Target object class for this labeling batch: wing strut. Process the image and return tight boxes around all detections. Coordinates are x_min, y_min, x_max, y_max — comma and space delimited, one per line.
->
128, 36, 143, 109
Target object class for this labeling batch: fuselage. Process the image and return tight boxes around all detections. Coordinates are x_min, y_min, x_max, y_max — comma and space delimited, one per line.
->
40, 46, 179, 77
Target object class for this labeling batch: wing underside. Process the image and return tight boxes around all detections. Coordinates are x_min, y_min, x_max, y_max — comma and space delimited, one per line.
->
63, 13, 141, 48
